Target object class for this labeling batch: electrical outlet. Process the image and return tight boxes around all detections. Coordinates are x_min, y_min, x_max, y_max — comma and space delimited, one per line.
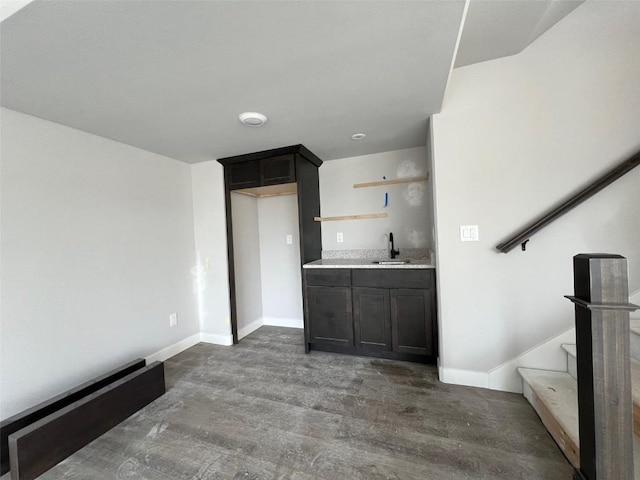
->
337, 232, 344, 243
169, 313, 178, 327
286, 234, 293, 244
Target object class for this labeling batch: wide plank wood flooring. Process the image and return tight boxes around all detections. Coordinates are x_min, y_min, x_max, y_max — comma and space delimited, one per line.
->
31, 327, 572, 479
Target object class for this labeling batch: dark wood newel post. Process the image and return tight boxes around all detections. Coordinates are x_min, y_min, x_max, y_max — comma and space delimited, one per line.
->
566, 254, 638, 480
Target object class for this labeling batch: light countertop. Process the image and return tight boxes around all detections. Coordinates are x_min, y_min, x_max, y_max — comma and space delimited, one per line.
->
303, 258, 435, 269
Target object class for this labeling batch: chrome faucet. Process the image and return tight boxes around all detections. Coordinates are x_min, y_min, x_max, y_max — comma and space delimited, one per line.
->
389, 232, 400, 259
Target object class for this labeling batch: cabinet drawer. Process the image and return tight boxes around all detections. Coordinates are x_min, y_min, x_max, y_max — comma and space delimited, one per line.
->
352, 269, 431, 289
305, 269, 351, 287
260, 155, 295, 185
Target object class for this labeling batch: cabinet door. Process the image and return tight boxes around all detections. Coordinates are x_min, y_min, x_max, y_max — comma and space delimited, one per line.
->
353, 287, 391, 351
260, 155, 295, 185
390, 289, 433, 356
307, 286, 353, 346
227, 160, 260, 190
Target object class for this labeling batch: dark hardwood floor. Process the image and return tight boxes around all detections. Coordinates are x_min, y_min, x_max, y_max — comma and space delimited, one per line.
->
27, 327, 571, 479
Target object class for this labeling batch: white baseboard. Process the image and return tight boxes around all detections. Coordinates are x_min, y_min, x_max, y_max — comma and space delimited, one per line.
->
145, 333, 201, 364
200, 332, 233, 346
237, 317, 304, 340
145, 329, 236, 364
487, 328, 575, 393
438, 367, 488, 389
438, 328, 576, 393
198, 317, 302, 346
262, 317, 303, 329
237, 318, 263, 340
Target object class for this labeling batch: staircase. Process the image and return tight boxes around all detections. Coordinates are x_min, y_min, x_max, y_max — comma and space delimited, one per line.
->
517, 323, 640, 478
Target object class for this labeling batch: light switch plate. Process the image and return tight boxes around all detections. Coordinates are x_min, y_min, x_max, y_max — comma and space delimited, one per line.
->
169, 313, 178, 327
460, 225, 479, 242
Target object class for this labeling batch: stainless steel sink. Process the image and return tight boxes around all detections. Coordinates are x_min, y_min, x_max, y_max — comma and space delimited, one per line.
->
373, 260, 410, 265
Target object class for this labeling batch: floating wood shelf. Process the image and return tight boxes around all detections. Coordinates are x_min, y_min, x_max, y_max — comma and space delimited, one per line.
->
314, 213, 388, 222
353, 174, 429, 189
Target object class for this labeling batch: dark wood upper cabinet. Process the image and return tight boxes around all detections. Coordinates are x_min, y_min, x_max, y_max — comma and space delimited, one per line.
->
260, 154, 295, 185
225, 154, 296, 190
226, 160, 260, 190
217, 145, 323, 344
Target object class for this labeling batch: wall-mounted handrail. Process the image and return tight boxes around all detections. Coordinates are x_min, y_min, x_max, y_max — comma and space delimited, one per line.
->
496, 150, 640, 253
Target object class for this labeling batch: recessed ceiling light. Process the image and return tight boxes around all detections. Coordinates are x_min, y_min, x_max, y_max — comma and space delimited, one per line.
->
239, 112, 268, 127
351, 133, 366, 140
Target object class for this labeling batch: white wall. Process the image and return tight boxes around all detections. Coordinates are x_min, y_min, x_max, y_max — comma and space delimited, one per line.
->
0, 0, 36, 22
258, 194, 303, 326
194, 175, 303, 341
425, 120, 436, 250
0, 108, 199, 419
231, 193, 263, 338
432, 1, 640, 391
190, 161, 232, 344
320, 147, 432, 252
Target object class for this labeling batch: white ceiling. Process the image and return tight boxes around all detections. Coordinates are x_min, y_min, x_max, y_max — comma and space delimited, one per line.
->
0, 0, 581, 163
455, 0, 584, 68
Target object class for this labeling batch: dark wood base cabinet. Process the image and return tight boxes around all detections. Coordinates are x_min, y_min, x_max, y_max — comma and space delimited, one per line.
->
391, 289, 433, 356
304, 268, 437, 364
307, 286, 353, 346
353, 287, 391, 351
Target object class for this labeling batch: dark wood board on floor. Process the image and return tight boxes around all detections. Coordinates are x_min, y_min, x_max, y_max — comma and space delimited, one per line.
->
0, 358, 146, 475
8, 361, 165, 480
